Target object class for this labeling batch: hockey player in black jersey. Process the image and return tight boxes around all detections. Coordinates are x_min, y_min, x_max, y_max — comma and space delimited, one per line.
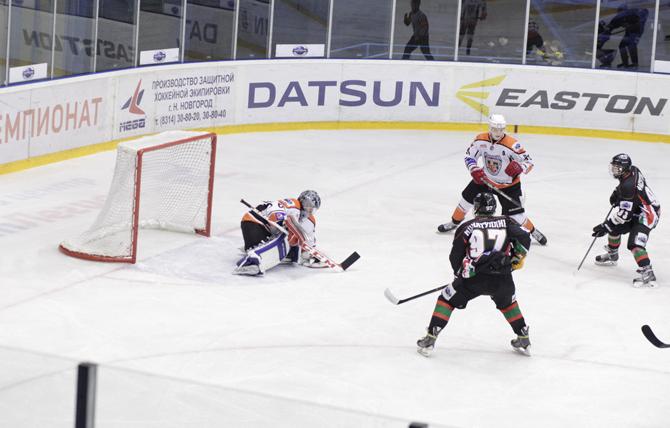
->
417, 192, 533, 356
592, 154, 660, 287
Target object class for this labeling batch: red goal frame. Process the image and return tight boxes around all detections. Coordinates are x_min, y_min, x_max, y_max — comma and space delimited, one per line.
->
59, 132, 217, 263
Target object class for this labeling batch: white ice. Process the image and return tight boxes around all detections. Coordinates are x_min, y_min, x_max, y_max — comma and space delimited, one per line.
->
0, 129, 669, 428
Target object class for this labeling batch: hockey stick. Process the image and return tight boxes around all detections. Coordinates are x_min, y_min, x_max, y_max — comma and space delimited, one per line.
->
576, 206, 615, 271
384, 284, 446, 305
240, 199, 360, 271
483, 178, 522, 209
641, 325, 670, 348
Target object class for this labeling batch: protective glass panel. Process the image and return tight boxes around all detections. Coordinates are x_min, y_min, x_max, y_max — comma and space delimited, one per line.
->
596, 1, 655, 72
8, 0, 55, 72
393, 0, 458, 61
184, 0, 235, 61
527, 0, 597, 68
271, 0, 328, 58
97, 0, 137, 71
0, 0, 8, 85
138, 0, 182, 62
95, 365, 451, 427
236, 0, 270, 59
54, 0, 96, 77
654, 2, 670, 62
458, 0, 525, 64
330, 0, 392, 59
0, 347, 77, 428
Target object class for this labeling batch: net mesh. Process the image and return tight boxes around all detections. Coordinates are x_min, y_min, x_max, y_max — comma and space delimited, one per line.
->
60, 131, 215, 261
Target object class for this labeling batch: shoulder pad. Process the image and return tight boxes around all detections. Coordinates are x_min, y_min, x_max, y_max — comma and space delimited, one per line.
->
500, 135, 522, 151
475, 132, 491, 142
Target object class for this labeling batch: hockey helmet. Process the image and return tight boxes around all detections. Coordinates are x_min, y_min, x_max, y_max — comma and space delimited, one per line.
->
298, 190, 321, 214
488, 114, 506, 141
610, 153, 632, 179
473, 192, 497, 216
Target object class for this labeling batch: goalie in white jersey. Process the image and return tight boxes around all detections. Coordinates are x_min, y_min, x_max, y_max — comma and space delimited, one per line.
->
234, 190, 326, 276
437, 114, 547, 245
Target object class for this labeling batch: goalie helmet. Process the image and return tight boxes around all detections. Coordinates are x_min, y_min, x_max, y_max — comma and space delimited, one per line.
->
473, 192, 497, 216
298, 190, 321, 214
488, 114, 506, 141
610, 153, 632, 179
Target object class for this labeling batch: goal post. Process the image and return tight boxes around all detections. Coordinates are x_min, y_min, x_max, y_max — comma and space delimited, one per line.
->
59, 130, 217, 263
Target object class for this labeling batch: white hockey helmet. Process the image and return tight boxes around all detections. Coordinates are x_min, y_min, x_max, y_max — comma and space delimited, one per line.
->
488, 114, 506, 141
298, 190, 321, 214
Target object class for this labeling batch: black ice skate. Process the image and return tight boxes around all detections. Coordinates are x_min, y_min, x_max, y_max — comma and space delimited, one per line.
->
416, 327, 440, 357
633, 266, 657, 288
437, 221, 458, 233
531, 228, 547, 245
595, 246, 619, 266
511, 326, 531, 356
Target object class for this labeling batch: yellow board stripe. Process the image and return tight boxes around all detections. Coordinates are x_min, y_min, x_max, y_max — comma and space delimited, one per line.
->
1, 121, 669, 176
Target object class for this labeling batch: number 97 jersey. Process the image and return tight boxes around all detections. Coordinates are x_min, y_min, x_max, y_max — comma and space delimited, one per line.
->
449, 216, 531, 276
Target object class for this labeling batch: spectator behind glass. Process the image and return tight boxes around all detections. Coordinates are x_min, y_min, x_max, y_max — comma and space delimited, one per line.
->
402, 0, 434, 60
603, 4, 649, 69
459, 0, 487, 56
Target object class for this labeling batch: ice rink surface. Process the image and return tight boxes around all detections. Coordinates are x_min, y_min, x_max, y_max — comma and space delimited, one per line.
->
0, 129, 669, 427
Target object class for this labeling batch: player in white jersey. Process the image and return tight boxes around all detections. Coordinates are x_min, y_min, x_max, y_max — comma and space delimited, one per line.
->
234, 190, 326, 276
437, 114, 547, 245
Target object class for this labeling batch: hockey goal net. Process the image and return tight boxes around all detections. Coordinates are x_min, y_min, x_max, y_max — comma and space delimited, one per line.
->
59, 130, 217, 263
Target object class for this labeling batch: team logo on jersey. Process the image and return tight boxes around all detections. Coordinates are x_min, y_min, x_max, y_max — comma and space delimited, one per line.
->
484, 153, 502, 175
455, 74, 506, 116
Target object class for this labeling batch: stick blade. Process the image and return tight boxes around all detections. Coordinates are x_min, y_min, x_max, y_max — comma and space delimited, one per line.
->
642, 325, 670, 348
339, 251, 360, 271
384, 288, 400, 305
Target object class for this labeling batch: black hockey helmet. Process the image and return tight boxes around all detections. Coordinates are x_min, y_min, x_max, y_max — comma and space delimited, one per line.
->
298, 190, 321, 213
473, 192, 496, 216
610, 153, 632, 179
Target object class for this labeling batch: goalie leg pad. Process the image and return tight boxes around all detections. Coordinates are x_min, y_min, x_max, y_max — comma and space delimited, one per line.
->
234, 234, 289, 275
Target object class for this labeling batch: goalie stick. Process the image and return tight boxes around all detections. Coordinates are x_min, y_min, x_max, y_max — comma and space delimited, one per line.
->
384, 284, 447, 305
641, 325, 670, 348
240, 199, 360, 271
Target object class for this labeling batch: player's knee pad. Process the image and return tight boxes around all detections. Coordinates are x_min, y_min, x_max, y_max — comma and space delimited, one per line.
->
457, 198, 473, 214
628, 232, 649, 251
510, 213, 527, 226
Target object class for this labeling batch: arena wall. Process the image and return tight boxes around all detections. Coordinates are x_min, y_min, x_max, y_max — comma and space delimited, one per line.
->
0, 59, 669, 173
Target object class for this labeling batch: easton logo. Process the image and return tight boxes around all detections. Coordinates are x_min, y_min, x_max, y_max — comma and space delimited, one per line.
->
120, 80, 146, 132
456, 75, 506, 116
456, 74, 667, 117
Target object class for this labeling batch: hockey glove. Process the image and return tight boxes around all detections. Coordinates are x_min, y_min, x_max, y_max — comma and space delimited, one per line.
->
470, 167, 486, 185
511, 255, 526, 271
592, 223, 612, 237
504, 160, 523, 177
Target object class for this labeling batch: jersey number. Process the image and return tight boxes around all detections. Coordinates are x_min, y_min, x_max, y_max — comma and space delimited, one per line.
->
469, 229, 506, 258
